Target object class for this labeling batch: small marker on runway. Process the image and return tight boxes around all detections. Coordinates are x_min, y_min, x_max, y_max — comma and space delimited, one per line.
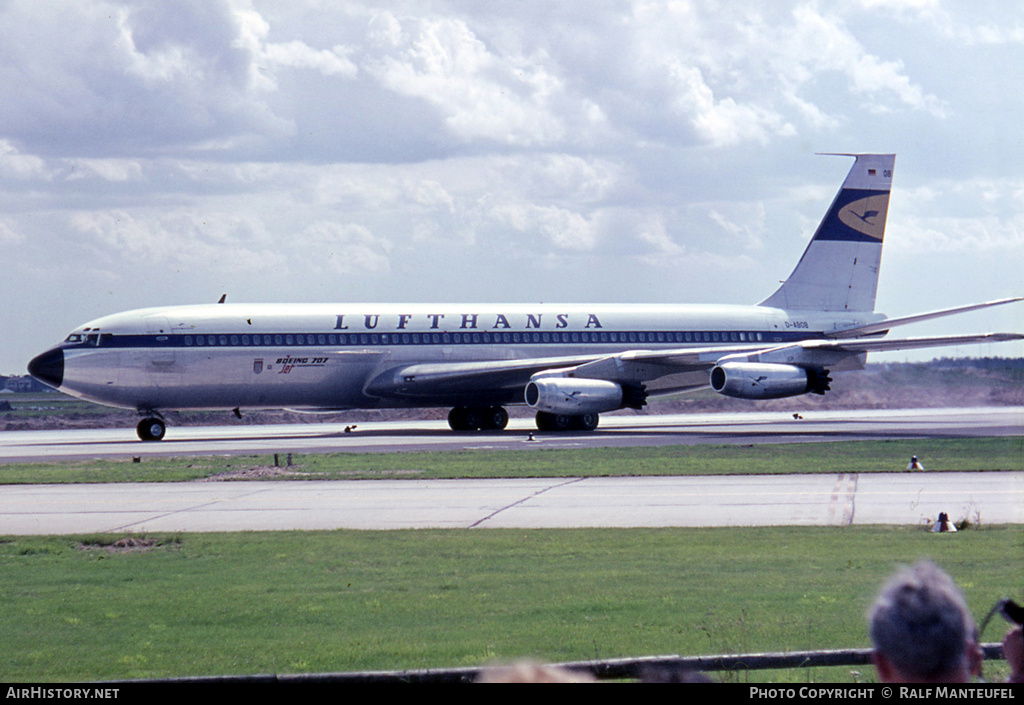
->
907, 455, 925, 471
931, 511, 957, 532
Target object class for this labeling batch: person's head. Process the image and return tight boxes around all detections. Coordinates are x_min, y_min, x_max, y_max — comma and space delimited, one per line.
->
868, 561, 981, 683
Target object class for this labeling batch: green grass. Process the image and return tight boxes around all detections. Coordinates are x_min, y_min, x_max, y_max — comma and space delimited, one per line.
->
2, 435, 1020, 682
1, 526, 1021, 682
2, 437, 1021, 484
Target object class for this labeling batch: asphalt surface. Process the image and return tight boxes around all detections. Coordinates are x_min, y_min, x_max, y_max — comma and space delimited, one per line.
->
1, 471, 1021, 535
0, 407, 1020, 535
2, 406, 1022, 462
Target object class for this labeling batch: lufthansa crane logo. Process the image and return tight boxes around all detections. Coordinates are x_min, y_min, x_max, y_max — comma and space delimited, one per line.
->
838, 194, 889, 240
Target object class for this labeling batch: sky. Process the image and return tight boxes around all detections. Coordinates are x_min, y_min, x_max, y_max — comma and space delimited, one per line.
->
2, 0, 1023, 374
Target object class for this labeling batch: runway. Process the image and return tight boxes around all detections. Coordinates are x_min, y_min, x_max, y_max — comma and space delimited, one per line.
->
1, 407, 1020, 535
2, 406, 1022, 462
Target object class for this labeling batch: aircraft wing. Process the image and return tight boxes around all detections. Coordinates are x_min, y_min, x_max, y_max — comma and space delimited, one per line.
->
362, 344, 765, 400
627, 332, 1024, 366
364, 332, 1023, 402
363, 352, 613, 398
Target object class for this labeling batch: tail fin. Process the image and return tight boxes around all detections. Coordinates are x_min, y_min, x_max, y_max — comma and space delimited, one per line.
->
760, 153, 895, 312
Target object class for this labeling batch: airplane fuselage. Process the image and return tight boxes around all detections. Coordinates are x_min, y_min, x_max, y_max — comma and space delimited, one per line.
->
35, 302, 878, 413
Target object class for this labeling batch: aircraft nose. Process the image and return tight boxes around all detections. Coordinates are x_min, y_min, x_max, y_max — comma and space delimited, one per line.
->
28, 347, 64, 388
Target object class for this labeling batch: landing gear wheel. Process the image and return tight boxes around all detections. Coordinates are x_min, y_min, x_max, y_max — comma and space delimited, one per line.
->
137, 417, 166, 442
448, 407, 468, 431
461, 407, 484, 431
535, 411, 573, 432
480, 406, 509, 431
449, 406, 509, 431
448, 406, 481, 431
535, 412, 599, 432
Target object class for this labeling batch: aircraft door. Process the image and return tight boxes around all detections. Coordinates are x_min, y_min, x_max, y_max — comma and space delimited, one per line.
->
140, 316, 178, 383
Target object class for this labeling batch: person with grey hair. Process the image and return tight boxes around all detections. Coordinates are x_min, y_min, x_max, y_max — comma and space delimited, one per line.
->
868, 561, 982, 683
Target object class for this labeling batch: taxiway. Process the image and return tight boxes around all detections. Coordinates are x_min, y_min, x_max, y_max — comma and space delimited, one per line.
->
1, 471, 1021, 535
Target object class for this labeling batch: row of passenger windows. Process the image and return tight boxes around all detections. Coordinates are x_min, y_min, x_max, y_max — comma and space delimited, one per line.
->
181, 330, 767, 347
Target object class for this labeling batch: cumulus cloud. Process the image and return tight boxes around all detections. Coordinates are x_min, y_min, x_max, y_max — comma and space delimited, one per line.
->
0, 0, 292, 156
0, 219, 24, 246
0, 140, 50, 179
489, 203, 598, 251
66, 159, 145, 183
364, 14, 570, 146
890, 178, 1024, 254
302, 221, 393, 274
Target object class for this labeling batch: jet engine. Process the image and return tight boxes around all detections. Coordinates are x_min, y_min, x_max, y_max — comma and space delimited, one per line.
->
525, 377, 626, 415
709, 362, 831, 400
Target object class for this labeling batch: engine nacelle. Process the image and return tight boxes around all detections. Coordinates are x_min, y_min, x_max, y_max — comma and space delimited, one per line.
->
710, 362, 831, 400
525, 377, 625, 415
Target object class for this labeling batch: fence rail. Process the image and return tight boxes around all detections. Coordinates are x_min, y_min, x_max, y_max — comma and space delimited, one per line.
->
109, 643, 1005, 684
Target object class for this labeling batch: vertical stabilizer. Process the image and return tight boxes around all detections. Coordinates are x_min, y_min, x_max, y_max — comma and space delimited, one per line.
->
760, 154, 894, 312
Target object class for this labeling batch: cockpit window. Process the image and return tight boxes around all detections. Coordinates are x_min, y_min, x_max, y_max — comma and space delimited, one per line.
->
63, 332, 111, 346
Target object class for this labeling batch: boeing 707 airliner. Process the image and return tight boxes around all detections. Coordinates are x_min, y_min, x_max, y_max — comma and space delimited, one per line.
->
27, 154, 1023, 440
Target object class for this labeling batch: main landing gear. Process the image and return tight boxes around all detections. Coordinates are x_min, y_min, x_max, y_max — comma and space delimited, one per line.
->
447, 406, 600, 432
448, 406, 509, 431
535, 411, 599, 432
136, 416, 167, 441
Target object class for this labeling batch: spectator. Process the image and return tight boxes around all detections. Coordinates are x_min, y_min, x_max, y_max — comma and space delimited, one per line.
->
868, 561, 982, 683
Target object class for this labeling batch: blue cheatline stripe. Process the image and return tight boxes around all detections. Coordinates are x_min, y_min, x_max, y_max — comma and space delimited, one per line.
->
66, 329, 824, 350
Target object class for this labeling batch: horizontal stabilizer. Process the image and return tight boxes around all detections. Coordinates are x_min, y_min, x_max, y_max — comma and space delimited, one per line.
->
829, 297, 1024, 338
804, 331, 1023, 354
